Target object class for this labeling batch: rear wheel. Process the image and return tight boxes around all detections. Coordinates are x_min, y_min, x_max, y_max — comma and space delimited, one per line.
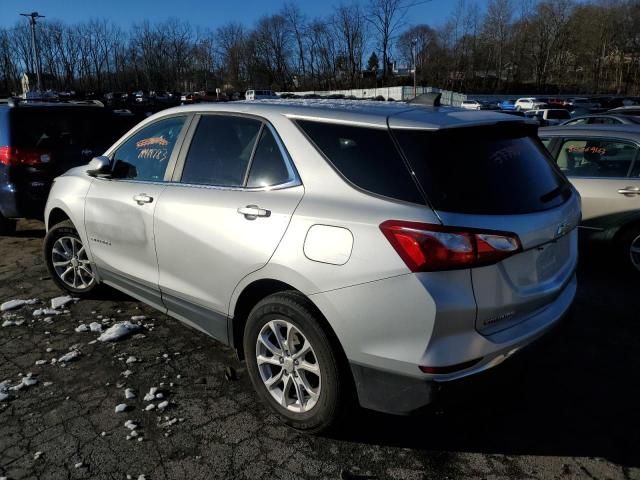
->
44, 220, 98, 296
243, 291, 349, 433
618, 224, 640, 275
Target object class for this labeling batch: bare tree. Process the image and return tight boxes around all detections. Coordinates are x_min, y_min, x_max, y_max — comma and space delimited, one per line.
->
368, 0, 407, 81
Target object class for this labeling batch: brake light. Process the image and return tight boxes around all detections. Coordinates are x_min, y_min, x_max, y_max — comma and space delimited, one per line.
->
0, 146, 47, 166
380, 220, 521, 272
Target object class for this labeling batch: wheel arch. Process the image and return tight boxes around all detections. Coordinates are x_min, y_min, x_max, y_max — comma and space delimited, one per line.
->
47, 207, 72, 231
230, 277, 347, 368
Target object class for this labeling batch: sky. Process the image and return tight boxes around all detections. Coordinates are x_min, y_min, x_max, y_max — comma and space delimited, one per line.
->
0, 0, 488, 30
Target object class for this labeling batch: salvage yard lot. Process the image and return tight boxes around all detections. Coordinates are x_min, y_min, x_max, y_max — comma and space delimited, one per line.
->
0, 221, 639, 480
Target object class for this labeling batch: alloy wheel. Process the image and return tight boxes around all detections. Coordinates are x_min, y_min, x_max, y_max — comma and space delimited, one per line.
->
51, 236, 95, 290
255, 319, 321, 413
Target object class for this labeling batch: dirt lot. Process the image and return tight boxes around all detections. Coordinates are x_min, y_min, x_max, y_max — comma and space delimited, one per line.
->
0, 220, 638, 480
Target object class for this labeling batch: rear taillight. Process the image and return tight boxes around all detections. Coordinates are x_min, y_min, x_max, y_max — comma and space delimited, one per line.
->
380, 220, 521, 272
0, 146, 47, 166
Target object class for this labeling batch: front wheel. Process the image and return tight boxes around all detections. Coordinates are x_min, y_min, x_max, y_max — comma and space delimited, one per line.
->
244, 292, 350, 433
43, 220, 98, 296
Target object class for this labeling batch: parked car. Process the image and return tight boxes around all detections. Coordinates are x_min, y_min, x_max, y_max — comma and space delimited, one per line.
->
524, 108, 571, 126
459, 100, 483, 110
514, 97, 546, 111
563, 97, 600, 109
539, 125, 640, 272
43, 100, 579, 433
561, 114, 640, 126
0, 99, 138, 233
245, 89, 279, 100
497, 99, 517, 110
607, 106, 640, 116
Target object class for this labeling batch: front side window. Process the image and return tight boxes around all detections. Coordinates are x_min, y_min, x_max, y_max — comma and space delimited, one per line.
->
556, 138, 638, 178
112, 116, 186, 181
180, 115, 262, 186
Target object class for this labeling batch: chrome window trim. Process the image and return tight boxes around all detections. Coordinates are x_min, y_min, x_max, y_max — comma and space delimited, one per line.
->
171, 111, 302, 191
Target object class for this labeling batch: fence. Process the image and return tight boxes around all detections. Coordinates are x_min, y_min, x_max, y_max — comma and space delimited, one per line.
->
277, 86, 468, 106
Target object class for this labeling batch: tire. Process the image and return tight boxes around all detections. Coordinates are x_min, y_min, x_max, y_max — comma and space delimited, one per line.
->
617, 224, 640, 275
0, 213, 17, 235
43, 220, 99, 297
243, 291, 349, 433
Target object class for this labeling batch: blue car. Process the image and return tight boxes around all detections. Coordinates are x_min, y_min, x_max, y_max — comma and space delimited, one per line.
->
498, 100, 517, 111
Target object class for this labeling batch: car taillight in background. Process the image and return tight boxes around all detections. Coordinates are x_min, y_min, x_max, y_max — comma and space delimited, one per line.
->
0, 146, 49, 166
380, 220, 521, 272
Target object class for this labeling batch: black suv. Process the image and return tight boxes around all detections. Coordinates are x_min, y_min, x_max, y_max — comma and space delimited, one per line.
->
0, 100, 140, 233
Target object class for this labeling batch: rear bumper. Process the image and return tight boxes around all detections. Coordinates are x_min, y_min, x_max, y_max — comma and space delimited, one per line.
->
319, 272, 577, 415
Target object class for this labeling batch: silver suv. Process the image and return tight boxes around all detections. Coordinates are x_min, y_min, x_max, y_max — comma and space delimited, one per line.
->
43, 101, 580, 432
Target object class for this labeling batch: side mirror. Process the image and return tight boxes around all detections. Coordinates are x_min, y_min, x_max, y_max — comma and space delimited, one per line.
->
87, 156, 112, 178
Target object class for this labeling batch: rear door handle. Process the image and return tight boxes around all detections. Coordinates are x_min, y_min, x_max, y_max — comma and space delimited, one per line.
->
617, 187, 640, 196
237, 205, 271, 220
133, 193, 154, 205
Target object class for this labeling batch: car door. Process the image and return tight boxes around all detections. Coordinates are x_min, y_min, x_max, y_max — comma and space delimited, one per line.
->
153, 114, 304, 341
554, 136, 640, 228
84, 114, 190, 310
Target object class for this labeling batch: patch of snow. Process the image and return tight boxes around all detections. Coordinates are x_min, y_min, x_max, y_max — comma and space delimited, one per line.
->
33, 451, 43, 460
124, 419, 138, 430
51, 296, 75, 310
144, 404, 155, 411
125, 356, 137, 364
33, 308, 60, 317
58, 350, 80, 363
157, 400, 169, 410
125, 388, 136, 399
1, 299, 37, 311
89, 322, 102, 332
115, 403, 128, 413
35, 360, 47, 366
121, 369, 133, 378
75, 324, 89, 333
143, 387, 158, 401
74, 462, 84, 468
98, 321, 142, 342
130, 315, 146, 321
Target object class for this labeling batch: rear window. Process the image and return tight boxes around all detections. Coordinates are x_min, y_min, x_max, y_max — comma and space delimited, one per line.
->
296, 120, 424, 204
393, 124, 571, 215
11, 108, 113, 150
547, 110, 571, 119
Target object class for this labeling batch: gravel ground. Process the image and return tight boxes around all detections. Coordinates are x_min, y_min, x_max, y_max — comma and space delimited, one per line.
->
0, 220, 638, 480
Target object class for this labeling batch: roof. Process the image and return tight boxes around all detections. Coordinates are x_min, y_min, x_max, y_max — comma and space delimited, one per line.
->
539, 124, 640, 140
155, 99, 529, 130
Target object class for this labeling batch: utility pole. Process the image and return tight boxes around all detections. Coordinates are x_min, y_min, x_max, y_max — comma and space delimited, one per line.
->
20, 11, 45, 92
411, 38, 417, 99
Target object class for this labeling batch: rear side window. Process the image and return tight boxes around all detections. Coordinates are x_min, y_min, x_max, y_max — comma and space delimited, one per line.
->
394, 125, 571, 215
296, 120, 423, 204
181, 115, 261, 186
557, 139, 638, 178
246, 128, 291, 188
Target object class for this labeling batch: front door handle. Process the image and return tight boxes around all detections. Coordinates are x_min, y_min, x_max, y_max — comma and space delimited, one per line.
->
237, 205, 271, 220
617, 187, 640, 196
133, 193, 154, 205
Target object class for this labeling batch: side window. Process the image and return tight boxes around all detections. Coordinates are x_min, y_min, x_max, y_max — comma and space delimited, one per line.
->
565, 118, 586, 125
246, 127, 292, 188
557, 138, 638, 178
112, 116, 186, 181
180, 115, 261, 186
591, 117, 618, 125
296, 120, 424, 204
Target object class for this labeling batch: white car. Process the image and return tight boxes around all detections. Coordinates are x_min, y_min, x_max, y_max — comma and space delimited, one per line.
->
515, 98, 546, 111
460, 100, 483, 110
245, 89, 279, 100
524, 109, 571, 126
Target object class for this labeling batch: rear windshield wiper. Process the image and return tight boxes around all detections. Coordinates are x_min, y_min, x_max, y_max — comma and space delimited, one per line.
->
540, 183, 571, 203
